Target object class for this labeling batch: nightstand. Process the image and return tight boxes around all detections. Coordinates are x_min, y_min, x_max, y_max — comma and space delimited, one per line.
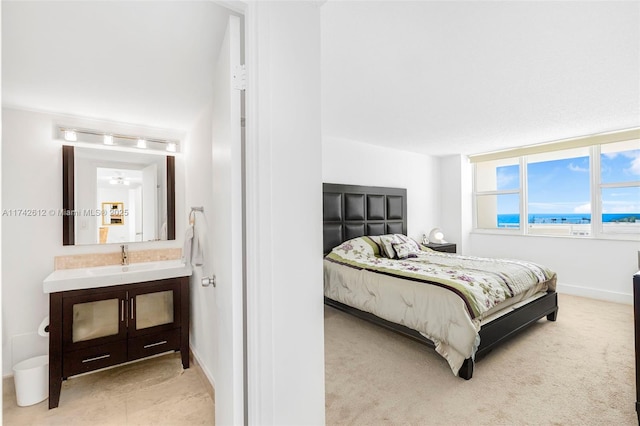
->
422, 242, 456, 253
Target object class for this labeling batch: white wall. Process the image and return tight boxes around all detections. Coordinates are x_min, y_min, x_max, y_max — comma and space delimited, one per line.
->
2, 108, 58, 375
182, 101, 220, 385
1, 107, 185, 376
440, 155, 472, 253
322, 137, 440, 242
246, 2, 325, 424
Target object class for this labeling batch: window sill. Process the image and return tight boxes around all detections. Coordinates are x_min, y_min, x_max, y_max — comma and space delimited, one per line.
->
471, 228, 639, 242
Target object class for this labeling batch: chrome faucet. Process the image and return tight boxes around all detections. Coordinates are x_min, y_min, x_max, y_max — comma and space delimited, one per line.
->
121, 244, 129, 265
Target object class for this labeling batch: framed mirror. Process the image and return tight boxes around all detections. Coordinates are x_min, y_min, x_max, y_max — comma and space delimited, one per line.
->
63, 146, 176, 245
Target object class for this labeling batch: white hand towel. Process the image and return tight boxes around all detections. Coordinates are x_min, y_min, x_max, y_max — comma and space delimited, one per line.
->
160, 221, 168, 240
191, 212, 205, 266
183, 225, 194, 264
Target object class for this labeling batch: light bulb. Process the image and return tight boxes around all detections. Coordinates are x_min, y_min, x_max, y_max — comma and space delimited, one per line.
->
64, 130, 77, 141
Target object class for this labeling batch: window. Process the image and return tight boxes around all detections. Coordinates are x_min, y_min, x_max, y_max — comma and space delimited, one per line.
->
600, 140, 640, 235
471, 129, 640, 239
474, 158, 520, 230
526, 148, 591, 236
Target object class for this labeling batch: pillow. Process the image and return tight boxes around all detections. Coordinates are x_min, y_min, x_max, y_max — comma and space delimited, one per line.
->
368, 235, 381, 244
394, 234, 421, 252
368, 235, 383, 254
378, 234, 402, 258
392, 242, 419, 259
332, 236, 381, 257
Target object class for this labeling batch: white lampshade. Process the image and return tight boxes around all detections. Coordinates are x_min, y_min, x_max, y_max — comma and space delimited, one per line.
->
428, 228, 446, 243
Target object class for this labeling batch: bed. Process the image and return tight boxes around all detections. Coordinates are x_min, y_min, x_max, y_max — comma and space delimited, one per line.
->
323, 183, 558, 379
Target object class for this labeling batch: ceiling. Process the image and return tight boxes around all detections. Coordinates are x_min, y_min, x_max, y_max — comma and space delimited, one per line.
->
96, 168, 143, 189
3, 1, 639, 157
2, 1, 233, 131
321, 1, 640, 157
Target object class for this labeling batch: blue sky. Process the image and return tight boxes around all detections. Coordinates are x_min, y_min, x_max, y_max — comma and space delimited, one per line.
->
497, 149, 640, 215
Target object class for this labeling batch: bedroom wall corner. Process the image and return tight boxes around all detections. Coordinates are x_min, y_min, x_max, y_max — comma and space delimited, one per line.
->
439, 154, 472, 253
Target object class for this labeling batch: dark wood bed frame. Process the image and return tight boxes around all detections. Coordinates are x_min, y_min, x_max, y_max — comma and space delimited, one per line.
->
322, 182, 559, 379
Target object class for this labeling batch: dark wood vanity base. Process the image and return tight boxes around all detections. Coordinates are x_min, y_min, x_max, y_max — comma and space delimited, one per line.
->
48, 276, 189, 409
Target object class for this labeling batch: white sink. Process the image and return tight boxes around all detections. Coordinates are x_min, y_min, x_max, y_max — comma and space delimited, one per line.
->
43, 259, 192, 293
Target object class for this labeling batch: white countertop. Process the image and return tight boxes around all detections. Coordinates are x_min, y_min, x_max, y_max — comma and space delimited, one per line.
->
43, 259, 192, 293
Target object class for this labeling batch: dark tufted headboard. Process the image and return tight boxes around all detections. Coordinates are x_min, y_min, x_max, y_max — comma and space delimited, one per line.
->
323, 183, 407, 255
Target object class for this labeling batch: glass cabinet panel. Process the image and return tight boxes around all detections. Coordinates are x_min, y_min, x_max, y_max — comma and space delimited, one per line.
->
72, 298, 120, 343
135, 290, 174, 330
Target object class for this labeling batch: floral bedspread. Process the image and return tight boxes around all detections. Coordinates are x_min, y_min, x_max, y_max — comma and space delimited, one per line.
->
325, 236, 556, 319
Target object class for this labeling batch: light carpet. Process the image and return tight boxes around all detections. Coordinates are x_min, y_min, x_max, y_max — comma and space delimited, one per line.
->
325, 293, 636, 425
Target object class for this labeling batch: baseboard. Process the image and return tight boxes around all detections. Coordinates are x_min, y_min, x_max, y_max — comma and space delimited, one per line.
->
557, 282, 632, 305
189, 346, 216, 402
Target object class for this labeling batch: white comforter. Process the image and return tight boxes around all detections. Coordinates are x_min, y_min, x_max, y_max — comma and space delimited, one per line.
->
323, 237, 556, 375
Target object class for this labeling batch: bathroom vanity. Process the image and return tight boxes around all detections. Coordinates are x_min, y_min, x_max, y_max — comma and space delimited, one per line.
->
44, 261, 191, 409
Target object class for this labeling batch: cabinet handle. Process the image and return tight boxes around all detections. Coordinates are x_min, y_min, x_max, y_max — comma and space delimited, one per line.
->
130, 298, 134, 320
121, 300, 125, 322
82, 354, 110, 363
143, 340, 168, 349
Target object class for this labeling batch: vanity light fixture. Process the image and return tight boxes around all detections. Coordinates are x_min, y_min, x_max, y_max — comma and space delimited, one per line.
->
109, 177, 130, 186
103, 135, 114, 145
57, 126, 180, 154
64, 130, 77, 142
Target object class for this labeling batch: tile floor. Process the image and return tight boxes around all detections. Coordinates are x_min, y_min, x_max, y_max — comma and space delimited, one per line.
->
2, 352, 214, 425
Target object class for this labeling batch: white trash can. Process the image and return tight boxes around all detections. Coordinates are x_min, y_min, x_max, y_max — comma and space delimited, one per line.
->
12, 355, 49, 407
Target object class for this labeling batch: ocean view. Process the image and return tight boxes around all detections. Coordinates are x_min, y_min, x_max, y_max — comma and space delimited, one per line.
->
497, 213, 640, 228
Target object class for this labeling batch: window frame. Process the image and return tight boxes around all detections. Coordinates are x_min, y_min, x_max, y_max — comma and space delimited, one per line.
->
594, 144, 640, 239
471, 131, 640, 241
473, 157, 523, 233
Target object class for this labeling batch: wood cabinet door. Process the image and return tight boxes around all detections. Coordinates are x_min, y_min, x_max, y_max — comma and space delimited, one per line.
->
127, 279, 181, 338
62, 288, 128, 351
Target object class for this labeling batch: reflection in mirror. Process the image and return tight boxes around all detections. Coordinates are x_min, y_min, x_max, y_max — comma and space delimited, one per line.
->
63, 146, 175, 245
100, 201, 125, 226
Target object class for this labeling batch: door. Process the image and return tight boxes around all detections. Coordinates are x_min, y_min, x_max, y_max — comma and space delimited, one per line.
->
209, 14, 244, 425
